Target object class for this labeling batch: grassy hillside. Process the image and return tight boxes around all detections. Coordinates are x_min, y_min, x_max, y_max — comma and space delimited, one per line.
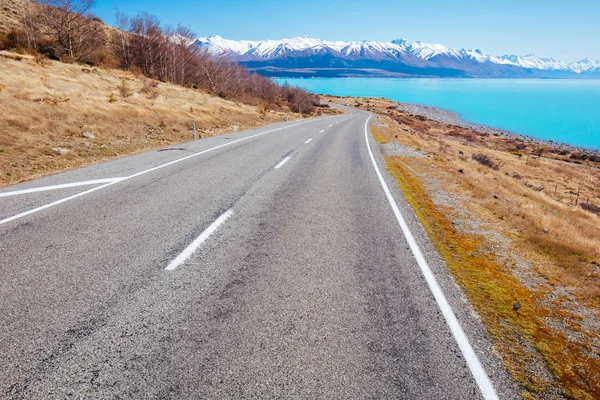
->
0, 51, 320, 187
0, 0, 27, 34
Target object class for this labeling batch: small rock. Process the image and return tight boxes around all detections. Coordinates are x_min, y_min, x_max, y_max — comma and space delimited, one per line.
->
513, 301, 521, 311
542, 228, 549, 234
81, 131, 95, 139
53, 147, 70, 155
458, 169, 464, 174
458, 151, 464, 155
493, 194, 500, 199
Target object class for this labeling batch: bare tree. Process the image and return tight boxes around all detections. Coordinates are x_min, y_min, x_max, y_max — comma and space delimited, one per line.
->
38, 0, 105, 61
111, 11, 318, 114
23, 1, 41, 49
112, 11, 131, 68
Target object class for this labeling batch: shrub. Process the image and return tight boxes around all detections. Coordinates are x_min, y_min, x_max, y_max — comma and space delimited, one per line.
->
34, 54, 51, 66
570, 152, 588, 161
0, 52, 23, 61
581, 202, 600, 216
108, 93, 117, 103
117, 79, 132, 98
472, 153, 503, 170
140, 79, 159, 100
40, 95, 69, 105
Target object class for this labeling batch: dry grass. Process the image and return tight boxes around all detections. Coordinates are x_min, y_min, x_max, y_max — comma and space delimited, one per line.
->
0, 52, 306, 187
0, 0, 27, 35
324, 95, 600, 399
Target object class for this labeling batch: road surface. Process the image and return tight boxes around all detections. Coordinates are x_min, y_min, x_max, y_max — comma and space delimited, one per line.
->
0, 108, 517, 398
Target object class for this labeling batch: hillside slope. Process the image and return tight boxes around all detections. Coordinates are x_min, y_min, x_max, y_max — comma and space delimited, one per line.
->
0, 0, 27, 34
0, 51, 311, 187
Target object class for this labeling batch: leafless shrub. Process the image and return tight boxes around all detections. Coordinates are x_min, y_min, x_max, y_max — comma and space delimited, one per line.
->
581, 202, 600, 216
117, 79, 132, 98
472, 153, 503, 170
140, 79, 159, 100
34, 54, 51, 66
523, 181, 544, 192
39, 94, 70, 105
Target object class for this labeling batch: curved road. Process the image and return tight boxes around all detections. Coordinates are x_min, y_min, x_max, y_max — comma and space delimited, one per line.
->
0, 108, 517, 398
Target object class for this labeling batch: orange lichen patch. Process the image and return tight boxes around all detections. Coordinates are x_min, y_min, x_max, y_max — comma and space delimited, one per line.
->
386, 157, 599, 399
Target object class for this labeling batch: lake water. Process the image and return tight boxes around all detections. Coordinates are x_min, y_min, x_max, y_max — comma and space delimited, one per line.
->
275, 78, 600, 150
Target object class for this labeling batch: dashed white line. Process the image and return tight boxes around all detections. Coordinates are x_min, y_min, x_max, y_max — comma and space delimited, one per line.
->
363, 116, 499, 400
165, 209, 233, 271
0, 178, 127, 198
304, 138, 313, 144
319, 130, 325, 133
274, 156, 291, 169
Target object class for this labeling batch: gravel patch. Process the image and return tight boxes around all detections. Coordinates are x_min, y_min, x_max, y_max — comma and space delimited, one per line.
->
378, 142, 427, 157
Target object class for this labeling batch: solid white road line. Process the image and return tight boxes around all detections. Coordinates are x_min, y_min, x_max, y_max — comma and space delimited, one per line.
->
274, 156, 291, 169
0, 181, 120, 226
363, 116, 499, 400
304, 138, 313, 144
165, 210, 233, 271
0, 118, 324, 226
0, 178, 126, 198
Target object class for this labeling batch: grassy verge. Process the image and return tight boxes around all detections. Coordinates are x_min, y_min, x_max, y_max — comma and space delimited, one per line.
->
387, 156, 598, 399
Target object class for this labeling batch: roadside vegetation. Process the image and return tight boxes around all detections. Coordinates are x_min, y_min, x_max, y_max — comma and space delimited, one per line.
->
324, 95, 600, 399
0, 0, 329, 186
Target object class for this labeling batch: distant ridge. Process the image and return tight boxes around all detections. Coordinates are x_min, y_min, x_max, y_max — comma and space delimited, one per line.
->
195, 35, 600, 78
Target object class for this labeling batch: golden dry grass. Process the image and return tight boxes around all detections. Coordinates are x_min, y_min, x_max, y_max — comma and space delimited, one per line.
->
0, 52, 307, 187
0, 0, 27, 35
324, 95, 600, 399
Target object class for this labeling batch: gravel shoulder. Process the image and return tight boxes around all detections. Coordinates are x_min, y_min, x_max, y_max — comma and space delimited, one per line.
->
396, 102, 600, 156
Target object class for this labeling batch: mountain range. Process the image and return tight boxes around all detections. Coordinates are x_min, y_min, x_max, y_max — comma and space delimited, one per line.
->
194, 36, 600, 78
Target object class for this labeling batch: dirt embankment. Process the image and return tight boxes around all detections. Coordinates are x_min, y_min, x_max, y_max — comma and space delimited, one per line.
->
324, 95, 600, 400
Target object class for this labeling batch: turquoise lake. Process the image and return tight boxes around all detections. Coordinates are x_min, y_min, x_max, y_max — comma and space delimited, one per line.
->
275, 78, 600, 150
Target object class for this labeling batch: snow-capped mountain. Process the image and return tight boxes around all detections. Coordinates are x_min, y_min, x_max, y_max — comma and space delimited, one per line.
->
194, 35, 600, 78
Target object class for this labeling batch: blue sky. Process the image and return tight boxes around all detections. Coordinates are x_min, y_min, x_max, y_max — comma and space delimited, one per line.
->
93, 0, 600, 62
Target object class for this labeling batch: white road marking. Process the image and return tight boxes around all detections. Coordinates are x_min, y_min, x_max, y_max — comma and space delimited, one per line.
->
329, 125, 332, 127
165, 209, 233, 271
0, 118, 324, 226
319, 130, 325, 133
0, 178, 126, 198
363, 116, 499, 400
274, 156, 291, 169
304, 138, 313, 144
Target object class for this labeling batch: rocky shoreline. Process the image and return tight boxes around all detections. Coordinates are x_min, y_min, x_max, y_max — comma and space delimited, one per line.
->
396, 102, 600, 156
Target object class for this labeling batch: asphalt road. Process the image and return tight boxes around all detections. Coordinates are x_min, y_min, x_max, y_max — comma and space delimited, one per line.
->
0, 108, 518, 399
